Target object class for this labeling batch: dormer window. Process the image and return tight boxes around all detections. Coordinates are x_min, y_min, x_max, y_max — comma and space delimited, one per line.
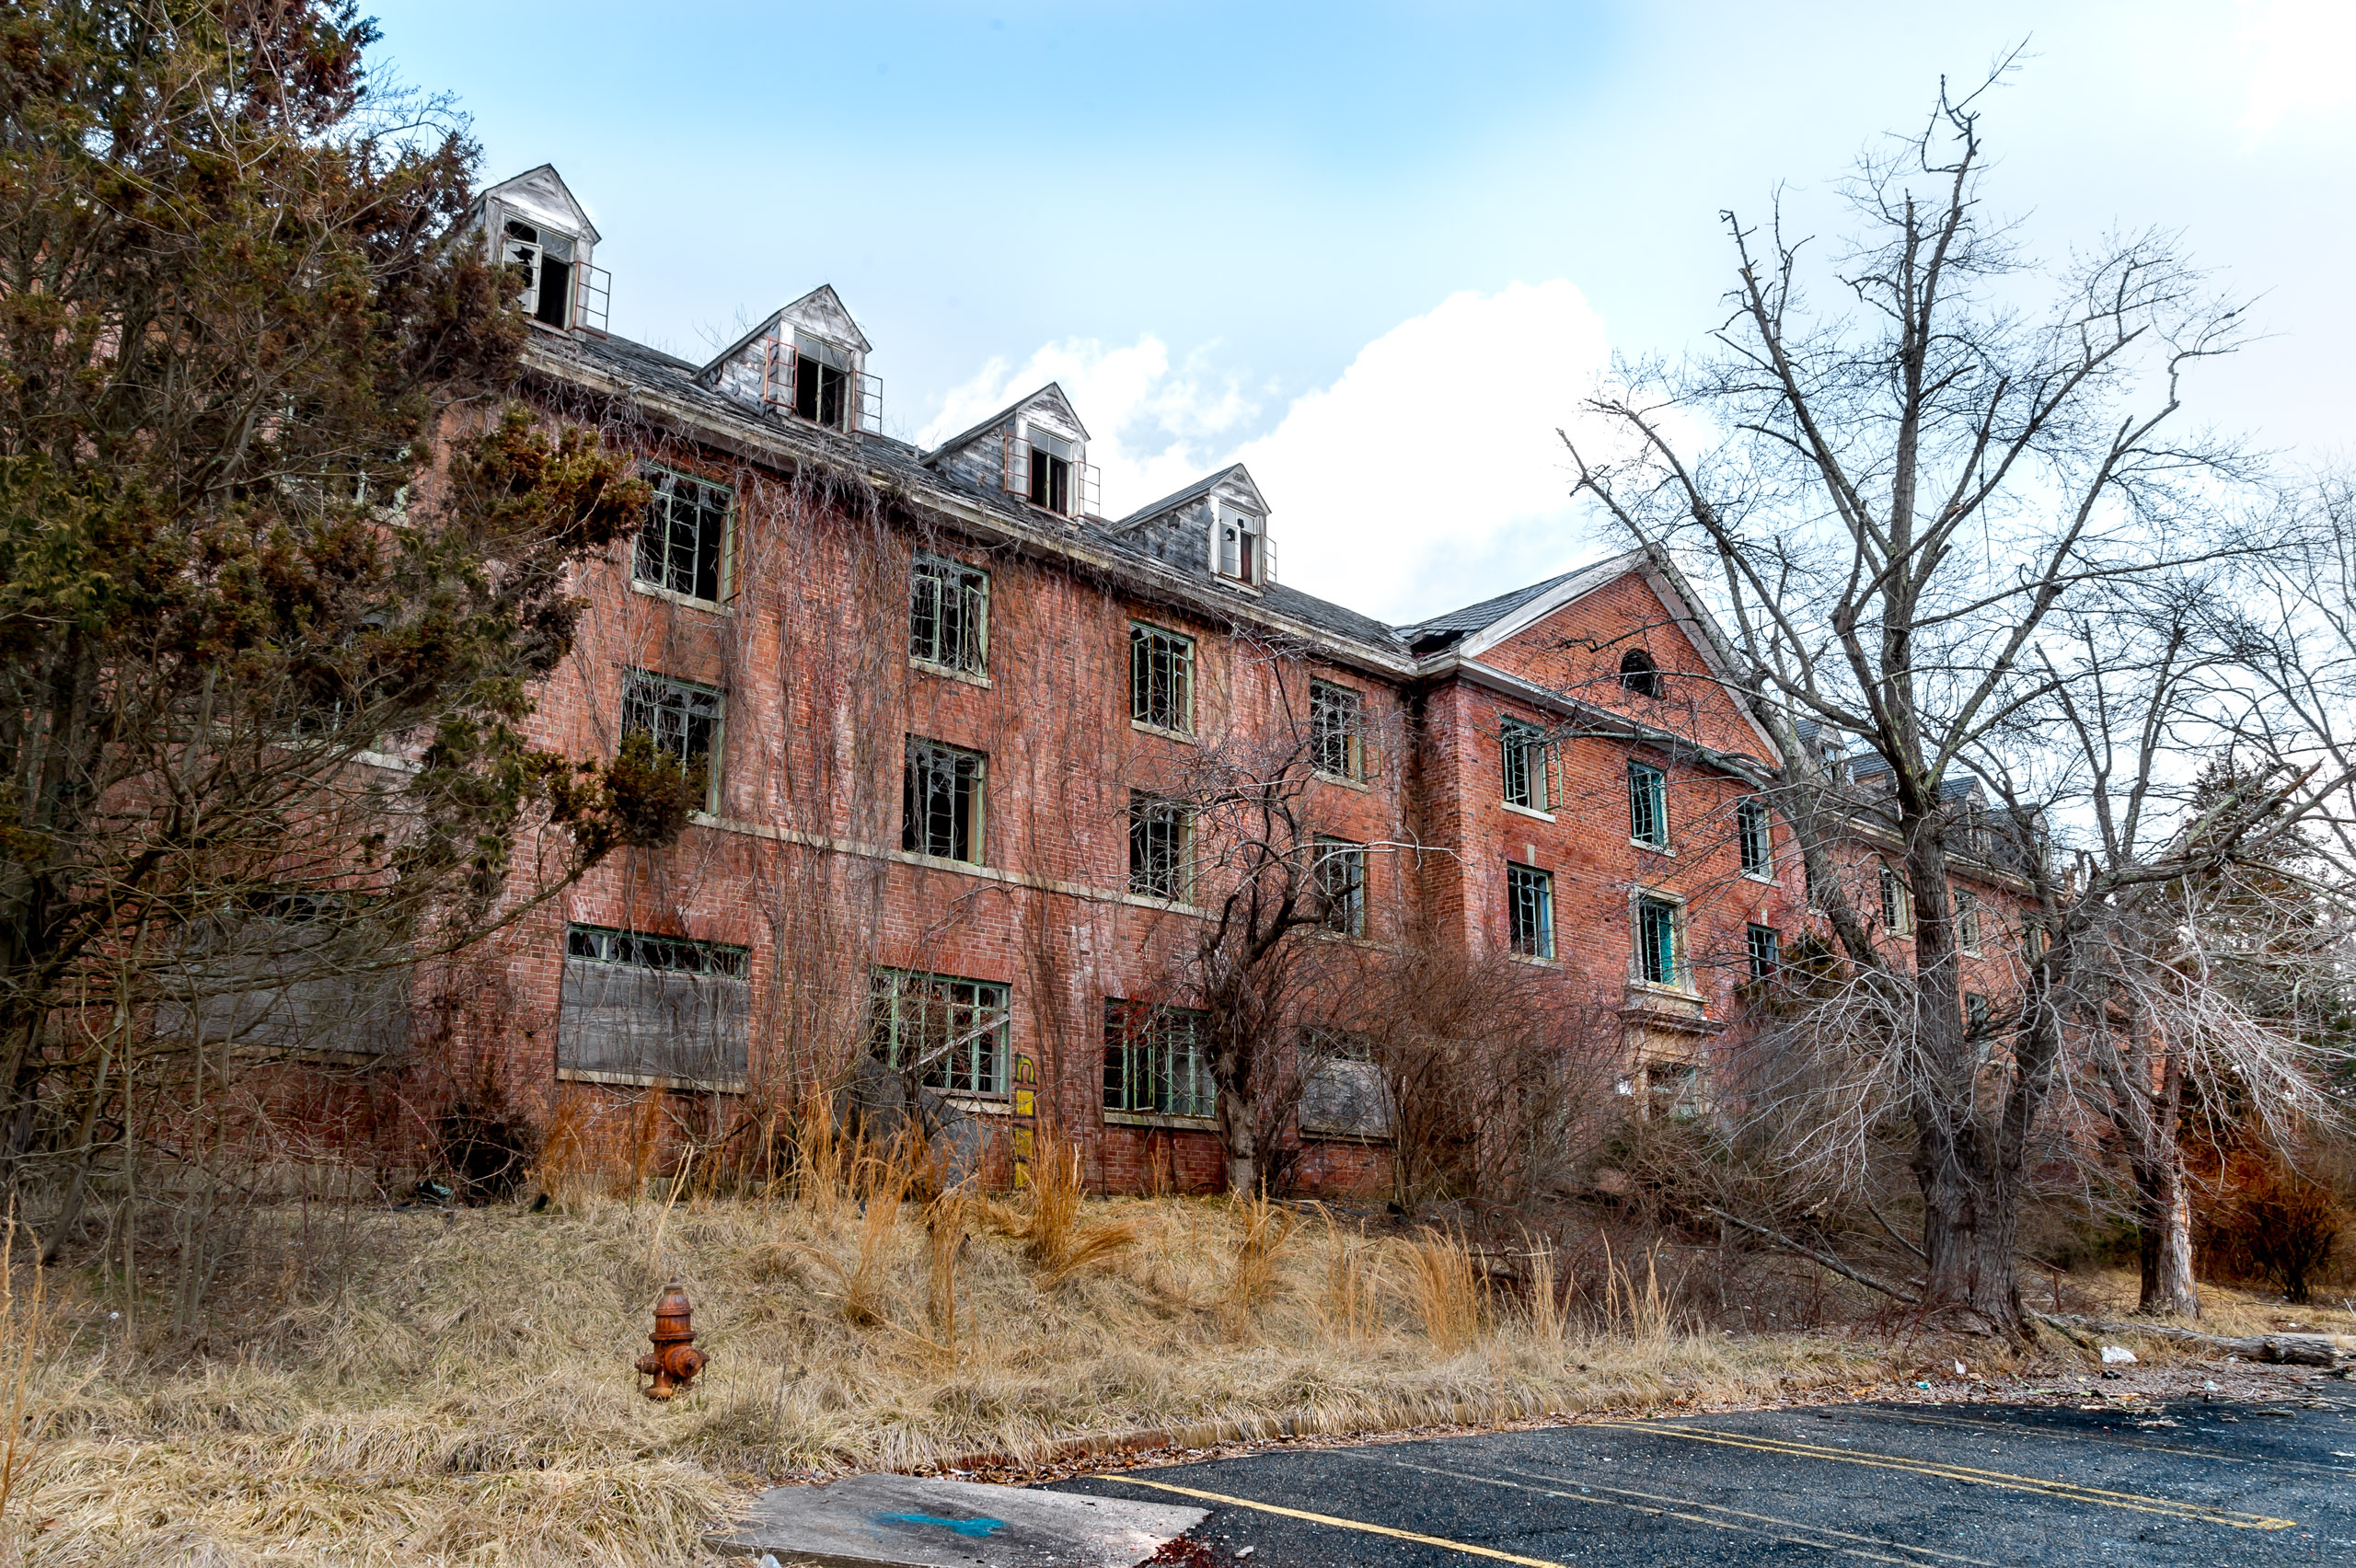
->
1028, 430, 1073, 513
1619, 649, 1663, 700
786, 332, 851, 429
1217, 506, 1264, 585
503, 219, 576, 330
1005, 426, 1098, 517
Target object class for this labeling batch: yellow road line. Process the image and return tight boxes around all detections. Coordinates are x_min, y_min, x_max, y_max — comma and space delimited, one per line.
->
1597, 1421, 2295, 1530
1097, 1477, 1577, 1566
1873, 1407, 2356, 1479
1394, 1457, 1998, 1565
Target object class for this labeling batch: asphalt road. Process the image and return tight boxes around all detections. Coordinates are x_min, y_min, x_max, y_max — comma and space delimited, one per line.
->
1050, 1394, 2356, 1566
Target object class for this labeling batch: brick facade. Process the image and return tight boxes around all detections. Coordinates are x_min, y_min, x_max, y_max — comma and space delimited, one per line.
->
426, 166, 2036, 1196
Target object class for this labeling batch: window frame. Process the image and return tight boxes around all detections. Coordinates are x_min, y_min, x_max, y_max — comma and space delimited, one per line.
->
1103, 998, 1215, 1120
902, 735, 987, 865
1506, 862, 1554, 960
1628, 760, 1669, 848
1312, 836, 1368, 938
1619, 649, 1663, 700
867, 967, 1012, 1098
791, 330, 854, 430
1127, 790, 1195, 903
1880, 862, 1914, 937
1737, 796, 1774, 881
1309, 678, 1366, 781
1634, 893, 1682, 988
1746, 922, 1780, 982
1129, 622, 1196, 737
621, 668, 724, 813
1955, 888, 1982, 954
1215, 503, 1265, 585
1500, 719, 1550, 813
909, 554, 990, 679
631, 465, 733, 607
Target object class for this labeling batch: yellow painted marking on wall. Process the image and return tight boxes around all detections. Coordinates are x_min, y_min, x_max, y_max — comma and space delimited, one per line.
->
1598, 1421, 2295, 1530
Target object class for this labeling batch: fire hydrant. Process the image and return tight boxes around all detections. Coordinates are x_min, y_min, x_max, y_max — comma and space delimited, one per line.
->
636, 1283, 707, 1400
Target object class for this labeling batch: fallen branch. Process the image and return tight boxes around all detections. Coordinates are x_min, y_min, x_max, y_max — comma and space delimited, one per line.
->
1705, 1208, 1920, 1306
2042, 1314, 2350, 1366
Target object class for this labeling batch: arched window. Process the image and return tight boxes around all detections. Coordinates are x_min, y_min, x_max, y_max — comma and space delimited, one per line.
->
1619, 649, 1663, 700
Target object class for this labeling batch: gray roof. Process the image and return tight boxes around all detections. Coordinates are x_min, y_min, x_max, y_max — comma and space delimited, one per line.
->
1392, 571, 1583, 651
1113, 466, 1243, 530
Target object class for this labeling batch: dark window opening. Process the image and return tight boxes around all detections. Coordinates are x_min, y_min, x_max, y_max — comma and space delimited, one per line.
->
1029, 449, 1072, 513
1310, 680, 1364, 779
910, 557, 989, 675
1620, 649, 1663, 700
503, 218, 575, 329
634, 467, 731, 603
868, 969, 1011, 1096
1103, 999, 1214, 1118
1747, 923, 1780, 982
1635, 895, 1679, 986
1314, 837, 1367, 937
792, 334, 851, 428
1738, 796, 1773, 877
1130, 624, 1195, 733
1629, 761, 1669, 847
1128, 792, 1192, 901
1507, 863, 1553, 959
1502, 720, 1548, 810
904, 737, 985, 863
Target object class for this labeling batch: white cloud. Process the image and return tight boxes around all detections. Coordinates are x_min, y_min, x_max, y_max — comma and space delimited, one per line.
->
918, 335, 1257, 515
2237, 0, 2356, 142
1236, 280, 1621, 622
919, 280, 1626, 624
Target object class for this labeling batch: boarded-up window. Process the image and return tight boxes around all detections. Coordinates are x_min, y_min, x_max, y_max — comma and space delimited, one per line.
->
1298, 1030, 1391, 1139
559, 925, 748, 1086
160, 905, 410, 1058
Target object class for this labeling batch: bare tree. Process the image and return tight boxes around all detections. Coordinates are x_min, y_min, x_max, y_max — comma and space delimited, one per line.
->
1563, 73, 2336, 1337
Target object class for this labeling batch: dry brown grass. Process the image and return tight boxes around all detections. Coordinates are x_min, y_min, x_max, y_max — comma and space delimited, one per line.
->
12, 1185, 1900, 1568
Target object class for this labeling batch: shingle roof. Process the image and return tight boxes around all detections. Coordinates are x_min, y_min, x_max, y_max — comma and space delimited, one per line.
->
1113, 467, 1242, 530
1392, 572, 1582, 647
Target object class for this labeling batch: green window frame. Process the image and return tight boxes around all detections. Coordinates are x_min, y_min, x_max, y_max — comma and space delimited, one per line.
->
910, 555, 989, 676
1635, 894, 1680, 986
1103, 999, 1214, 1118
1507, 863, 1553, 959
1129, 622, 1195, 734
633, 466, 732, 604
1502, 720, 1548, 811
1629, 761, 1669, 847
868, 969, 1011, 1096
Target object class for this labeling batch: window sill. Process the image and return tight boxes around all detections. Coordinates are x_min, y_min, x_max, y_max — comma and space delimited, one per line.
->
1313, 770, 1369, 792
911, 657, 991, 689
1130, 720, 1195, 744
1508, 951, 1559, 967
1501, 801, 1555, 823
1104, 1110, 1218, 1131
629, 578, 731, 615
1120, 890, 1200, 915
1299, 1127, 1394, 1147
1740, 870, 1778, 886
1309, 928, 1377, 946
559, 1066, 746, 1094
1633, 839, 1676, 856
1211, 574, 1265, 595
942, 1094, 1012, 1117
900, 848, 991, 874
1625, 980, 1705, 1004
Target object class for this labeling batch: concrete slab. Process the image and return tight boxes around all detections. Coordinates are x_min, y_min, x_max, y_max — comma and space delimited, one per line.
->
709, 1472, 1207, 1568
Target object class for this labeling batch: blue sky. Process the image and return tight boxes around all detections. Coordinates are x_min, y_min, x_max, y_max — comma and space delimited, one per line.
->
369, 1, 2356, 621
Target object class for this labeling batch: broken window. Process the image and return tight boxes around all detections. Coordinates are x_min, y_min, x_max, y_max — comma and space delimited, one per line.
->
1507, 863, 1553, 959
1310, 679, 1364, 780
622, 671, 722, 807
558, 925, 749, 1086
1880, 863, 1913, 935
1313, 836, 1367, 937
1217, 506, 1264, 584
634, 467, 732, 603
791, 331, 852, 428
1103, 998, 1214, 1118
1130, 623, 1195, 734
1746, 922, 1780, 982
1129, 791, 1194, 902
1634, 894, 1680, 986
1619, 649, 1663, 700
502, 218, 575, 329
1026, 428, 1075, 513
910, 555, 989, 676
1501, 719, 1549, 811
1738, 796, 1773, 878
903, 737, 986, 863
1955, 889, 1981, 951
867, 968, 1011, 1096
1629, 761, 1669, 847
1965, 990, 1991, 1037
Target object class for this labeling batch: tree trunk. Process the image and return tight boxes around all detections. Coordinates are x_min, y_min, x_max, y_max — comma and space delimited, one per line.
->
2135, 1154, 2200, 1319
1915, 1120, 2028, 1336
1218, 1085, 1260, 1195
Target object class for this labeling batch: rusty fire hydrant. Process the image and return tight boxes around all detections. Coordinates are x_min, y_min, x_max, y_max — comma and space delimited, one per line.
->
635, 1283, 707, 1400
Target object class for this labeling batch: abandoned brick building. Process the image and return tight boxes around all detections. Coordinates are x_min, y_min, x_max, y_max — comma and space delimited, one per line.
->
446, 166, 2037, 1193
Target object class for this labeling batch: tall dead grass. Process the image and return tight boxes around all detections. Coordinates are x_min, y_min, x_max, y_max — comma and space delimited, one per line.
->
0, 1213, 44, 1523
13, 1179, 1893, 1568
